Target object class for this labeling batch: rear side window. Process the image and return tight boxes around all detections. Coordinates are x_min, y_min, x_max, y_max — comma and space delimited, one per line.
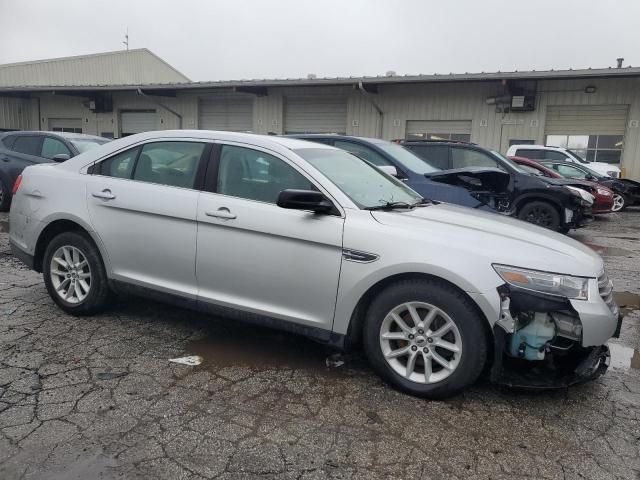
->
133, 142, 205, 189
333, 140, 390, 167
407, 145, 449, 169
451, 147, 505, 171
514, 149, 542, 160
12, 136, 41, 156
541, 150, 570, 161
41, 137, 72, 159
1, 135, 16, 149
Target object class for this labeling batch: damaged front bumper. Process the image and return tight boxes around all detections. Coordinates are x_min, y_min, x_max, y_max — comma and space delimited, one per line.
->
489, 274, 621, 389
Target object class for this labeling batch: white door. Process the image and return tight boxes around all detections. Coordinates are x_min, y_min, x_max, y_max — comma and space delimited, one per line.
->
120, 110, 157, 136
85, 140, 208, 297
198, 95, 253, 132
196, 143, 344, 330
284, 96, 347, 134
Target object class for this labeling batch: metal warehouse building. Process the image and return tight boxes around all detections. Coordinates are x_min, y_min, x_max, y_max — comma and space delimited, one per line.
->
1, 49, 640, 179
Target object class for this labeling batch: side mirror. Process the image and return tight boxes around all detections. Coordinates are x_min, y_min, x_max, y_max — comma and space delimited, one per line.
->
52, 154, 70, 162
277, 189, 337, 214
585, 174, 595, 180
377, 165, 398, 177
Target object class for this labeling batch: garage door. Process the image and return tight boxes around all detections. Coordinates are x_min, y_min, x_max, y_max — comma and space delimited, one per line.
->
121, 110, 157, 137
545, 105, 628, 135
406, 120, 472, 141
198, 96, 254, 132
48, 118, 83, 133
284, 96, 347, 134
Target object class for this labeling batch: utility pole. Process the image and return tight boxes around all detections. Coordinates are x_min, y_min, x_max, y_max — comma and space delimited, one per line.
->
123, 28, 129, 51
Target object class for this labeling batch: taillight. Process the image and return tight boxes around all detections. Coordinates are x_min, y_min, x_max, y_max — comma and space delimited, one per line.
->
12, 175, 22, 195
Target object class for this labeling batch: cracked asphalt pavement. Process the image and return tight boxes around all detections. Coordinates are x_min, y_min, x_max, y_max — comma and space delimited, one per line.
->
1, 210, 639, 480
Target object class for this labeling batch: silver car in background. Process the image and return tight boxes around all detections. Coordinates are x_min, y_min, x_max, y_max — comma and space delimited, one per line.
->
9, 131, 621, 398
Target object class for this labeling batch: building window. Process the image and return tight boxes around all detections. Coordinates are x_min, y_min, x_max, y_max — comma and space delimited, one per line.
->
407, 132, 471, 142
51, 127, 83, 133
546, 134, 623, 164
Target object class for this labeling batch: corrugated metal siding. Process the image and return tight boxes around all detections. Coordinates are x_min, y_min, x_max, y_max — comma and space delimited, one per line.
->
0, 49, 189, 87
545, 105, 628, 135
406, 120, 472, 137
198, 95, 253, 131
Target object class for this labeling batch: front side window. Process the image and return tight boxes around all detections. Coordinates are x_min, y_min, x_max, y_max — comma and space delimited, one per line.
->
133, 142, 205, 188
333, 140, 390, 167
451, 147, 505, 171
296, 148, 421, 209
41, 137, 71, 159
376, 142, 440, 174
407, 145, 449, 169
217, 145, 314, 204
12, 136, 41, 156
554, 164, 587, 179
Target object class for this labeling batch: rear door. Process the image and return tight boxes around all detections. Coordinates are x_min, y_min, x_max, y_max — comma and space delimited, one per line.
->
86, 140, 209, 297
195, 142, 344, 330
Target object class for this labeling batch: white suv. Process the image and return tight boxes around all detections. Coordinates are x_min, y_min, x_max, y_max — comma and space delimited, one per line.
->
9, 130, 620, 398
506, 145, 622, 178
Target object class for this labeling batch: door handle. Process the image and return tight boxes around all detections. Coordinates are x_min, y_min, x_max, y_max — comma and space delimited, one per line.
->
205, 207, 237, 220
92, 189, 116, 200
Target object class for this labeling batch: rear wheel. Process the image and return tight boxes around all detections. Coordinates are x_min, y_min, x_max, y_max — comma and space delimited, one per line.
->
43, 231, 111, 315
517, 201, 561, 230
0, 179, 10, 212
363, 279, 488, 399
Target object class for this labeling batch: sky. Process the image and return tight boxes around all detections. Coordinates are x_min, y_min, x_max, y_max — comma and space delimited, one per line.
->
0, 0, 638, 81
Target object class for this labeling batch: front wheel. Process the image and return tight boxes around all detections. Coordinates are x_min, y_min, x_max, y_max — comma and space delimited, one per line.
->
517, 201, 561, 231
43, 231, 111, 315
611, 194, 626, 212
363, 279, 488, 399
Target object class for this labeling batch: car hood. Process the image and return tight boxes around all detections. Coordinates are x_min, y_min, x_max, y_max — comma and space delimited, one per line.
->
370, 203, 603, 277
425, 167, 511, 192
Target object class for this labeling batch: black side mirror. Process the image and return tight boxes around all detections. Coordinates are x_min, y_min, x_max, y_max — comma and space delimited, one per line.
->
277, 189, 337, 214
52, 154, 70, 162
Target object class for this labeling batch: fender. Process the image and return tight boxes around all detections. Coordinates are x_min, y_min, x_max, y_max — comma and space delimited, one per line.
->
512, 191, 566, 212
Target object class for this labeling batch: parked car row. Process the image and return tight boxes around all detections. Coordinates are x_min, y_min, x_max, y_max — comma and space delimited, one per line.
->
9, 130, 621, 399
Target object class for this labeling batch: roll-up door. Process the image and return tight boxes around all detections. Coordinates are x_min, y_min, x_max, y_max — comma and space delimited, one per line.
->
406, 120, 472, 141
121, 110, 156, 136
545, 105, 628, 135
198, 95, 254, 132
284, 96, 347, 134
48, 118, 83, 133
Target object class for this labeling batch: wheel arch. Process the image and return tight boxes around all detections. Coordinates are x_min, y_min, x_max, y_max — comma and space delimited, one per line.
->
343, 272, 494, 355
33, 215, 110, 273
513, 193, 563, 215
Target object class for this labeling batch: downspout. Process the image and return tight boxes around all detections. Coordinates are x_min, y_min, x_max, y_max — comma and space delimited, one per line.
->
137, 88, 183, 129
357, 81, 384, 138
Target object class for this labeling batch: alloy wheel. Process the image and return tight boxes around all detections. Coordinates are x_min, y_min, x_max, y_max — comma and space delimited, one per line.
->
525, 206, 552, 226
50, 245, 92, 304
611, 194, 625, 212
379, 302, 462, 384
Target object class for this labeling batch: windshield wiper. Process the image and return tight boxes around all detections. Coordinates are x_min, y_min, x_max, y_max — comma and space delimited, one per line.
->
365, 198, 432, 211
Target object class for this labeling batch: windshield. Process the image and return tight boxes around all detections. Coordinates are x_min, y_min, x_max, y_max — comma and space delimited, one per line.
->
69, 138, 109, 153
296, 148, 422, 209
490, 151, 528, 173
376, 142, 441, 174
566, 149, 589, 164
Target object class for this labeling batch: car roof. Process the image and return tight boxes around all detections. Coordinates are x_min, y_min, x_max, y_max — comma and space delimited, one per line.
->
0, 130, 106, 141
510, 144, 564, 151
287, 134, 392, 146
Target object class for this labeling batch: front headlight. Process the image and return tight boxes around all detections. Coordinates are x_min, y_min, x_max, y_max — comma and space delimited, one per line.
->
566, 186, 594, 205
493, 264, 590, 300
596, 187, 612, 196
606, 170, 618, 178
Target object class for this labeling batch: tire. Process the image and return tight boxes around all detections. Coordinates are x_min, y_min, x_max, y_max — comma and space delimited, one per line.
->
611, 193, 626, 212
517, 201, 561, 231
0, 178, 10, 212
43, 231, 111, 315
363, 279, 488, 399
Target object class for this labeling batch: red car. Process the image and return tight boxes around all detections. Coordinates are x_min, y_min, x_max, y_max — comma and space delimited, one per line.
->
509, 156, 615, 214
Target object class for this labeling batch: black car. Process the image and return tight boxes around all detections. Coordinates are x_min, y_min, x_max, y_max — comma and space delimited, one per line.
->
538, 160, 640, 211
0, 131, 110, 211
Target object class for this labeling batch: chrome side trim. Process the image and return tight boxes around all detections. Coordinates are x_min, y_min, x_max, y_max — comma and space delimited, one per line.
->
342, 248, 379, 263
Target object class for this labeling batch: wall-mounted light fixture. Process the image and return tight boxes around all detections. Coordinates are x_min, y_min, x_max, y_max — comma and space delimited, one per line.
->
584, 85, 597, 94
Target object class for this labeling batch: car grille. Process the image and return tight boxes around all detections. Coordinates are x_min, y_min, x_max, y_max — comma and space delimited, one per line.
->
598, 271, 619, 316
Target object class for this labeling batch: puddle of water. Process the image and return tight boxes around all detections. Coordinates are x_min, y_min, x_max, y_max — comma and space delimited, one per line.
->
613, 291, 640, 316
183, 324, 334, 372
608, 342, 640, 371
583, 242, 635, 257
